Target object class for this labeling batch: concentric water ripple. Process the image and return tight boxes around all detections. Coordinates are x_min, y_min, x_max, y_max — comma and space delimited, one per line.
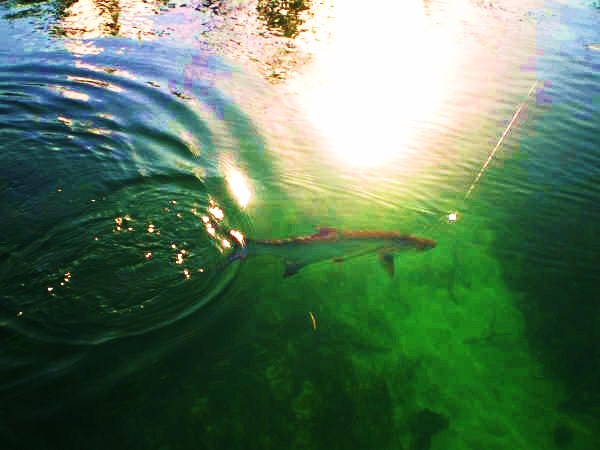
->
0, 40, 264, 345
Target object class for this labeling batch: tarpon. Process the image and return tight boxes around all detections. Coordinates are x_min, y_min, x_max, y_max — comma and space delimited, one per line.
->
227, 227, 436, 277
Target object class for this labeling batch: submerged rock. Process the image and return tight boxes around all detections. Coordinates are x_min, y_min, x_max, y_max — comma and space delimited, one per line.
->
553, 424, 574, 448
408, 408, 449, 450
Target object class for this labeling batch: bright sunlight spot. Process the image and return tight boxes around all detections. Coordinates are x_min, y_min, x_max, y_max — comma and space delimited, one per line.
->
224, 165, 252, 208
296, 0, 458, 168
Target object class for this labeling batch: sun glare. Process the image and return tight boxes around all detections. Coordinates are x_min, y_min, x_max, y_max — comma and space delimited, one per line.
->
297, 1, 457, 168
224, 165, 252, 208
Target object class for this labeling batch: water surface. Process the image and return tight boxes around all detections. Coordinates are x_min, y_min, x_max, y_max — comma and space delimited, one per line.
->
1, 0, 599, 449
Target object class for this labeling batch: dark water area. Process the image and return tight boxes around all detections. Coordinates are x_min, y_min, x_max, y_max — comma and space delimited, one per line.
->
1, 0, 600, 449
489, 0, 600, 422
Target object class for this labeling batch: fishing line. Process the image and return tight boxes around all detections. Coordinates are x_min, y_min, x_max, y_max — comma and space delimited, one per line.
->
426, 79, 539, 231
463, 80, 539, 202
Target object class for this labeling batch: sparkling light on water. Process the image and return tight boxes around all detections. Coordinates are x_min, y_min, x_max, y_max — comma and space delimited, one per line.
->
225, 166, 252, 207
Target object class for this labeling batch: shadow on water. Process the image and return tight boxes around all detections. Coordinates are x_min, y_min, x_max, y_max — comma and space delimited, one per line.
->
0, 25, 304, 442
1, 261, 429, 450
487, 0, 600, 433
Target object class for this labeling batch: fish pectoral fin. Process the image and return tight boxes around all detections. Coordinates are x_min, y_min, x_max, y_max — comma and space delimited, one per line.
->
283, 260, 304, 277
378, 251, 395, 277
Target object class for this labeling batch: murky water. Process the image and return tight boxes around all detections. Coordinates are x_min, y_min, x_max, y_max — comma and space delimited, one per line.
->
1, 0, 599, 449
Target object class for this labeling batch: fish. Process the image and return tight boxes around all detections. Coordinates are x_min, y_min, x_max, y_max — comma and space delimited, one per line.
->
227, 227, 436, 277
585, 43, 600, 51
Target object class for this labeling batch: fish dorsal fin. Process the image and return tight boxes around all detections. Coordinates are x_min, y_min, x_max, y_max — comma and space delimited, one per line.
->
315, 227, 337, 238
378, 251, 395, 277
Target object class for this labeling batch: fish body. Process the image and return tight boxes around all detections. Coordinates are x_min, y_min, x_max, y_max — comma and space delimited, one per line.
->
228, 227, 435, 277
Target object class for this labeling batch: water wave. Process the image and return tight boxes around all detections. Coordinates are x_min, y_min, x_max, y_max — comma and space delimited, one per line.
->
0, 40, 262, 345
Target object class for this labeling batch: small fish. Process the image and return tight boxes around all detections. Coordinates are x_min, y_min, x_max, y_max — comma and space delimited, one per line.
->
228, 227, 436, 278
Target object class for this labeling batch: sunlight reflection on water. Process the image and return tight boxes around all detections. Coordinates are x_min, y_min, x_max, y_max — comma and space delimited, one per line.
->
285, 0, 542, 176
292, 1, 459, 168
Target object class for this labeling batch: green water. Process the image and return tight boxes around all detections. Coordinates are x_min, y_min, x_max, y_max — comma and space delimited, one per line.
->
1, 0, 599, 449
